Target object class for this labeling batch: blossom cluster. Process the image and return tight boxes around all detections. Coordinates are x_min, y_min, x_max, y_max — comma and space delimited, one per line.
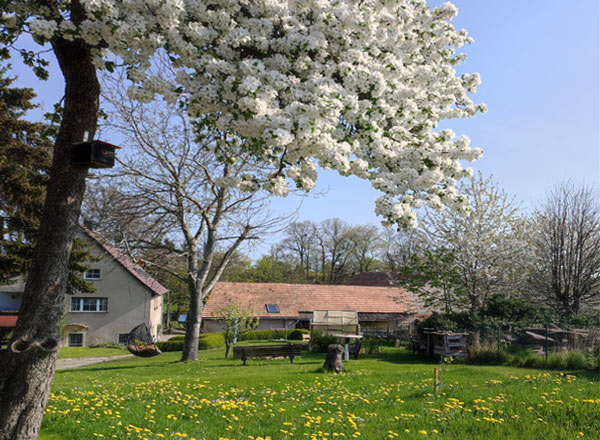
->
4, 0, 486, 228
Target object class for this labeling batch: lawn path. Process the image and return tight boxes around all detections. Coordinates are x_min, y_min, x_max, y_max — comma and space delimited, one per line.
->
55, 354, 132, 370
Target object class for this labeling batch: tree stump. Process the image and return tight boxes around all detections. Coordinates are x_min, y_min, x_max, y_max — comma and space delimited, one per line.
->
323, 344, 344, 373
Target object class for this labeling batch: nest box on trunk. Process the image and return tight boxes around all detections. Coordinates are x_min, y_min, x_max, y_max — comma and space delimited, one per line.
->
72, 140, 121, 168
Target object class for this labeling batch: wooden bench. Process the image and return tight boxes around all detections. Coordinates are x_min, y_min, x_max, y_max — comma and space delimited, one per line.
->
233, 344, 303, 365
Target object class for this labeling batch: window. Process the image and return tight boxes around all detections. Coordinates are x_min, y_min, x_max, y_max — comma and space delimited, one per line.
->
266, 304, 280, 313
84, 268, 101, 280
118, 334, 129, 345
68, 333, 83, 347
71, 297, 108, 312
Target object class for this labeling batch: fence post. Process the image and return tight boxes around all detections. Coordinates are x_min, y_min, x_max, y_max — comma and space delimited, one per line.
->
545, 323, 549, 362
434, 367, 438, 397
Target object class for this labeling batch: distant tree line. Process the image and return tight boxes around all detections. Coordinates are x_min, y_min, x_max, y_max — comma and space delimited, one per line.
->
217, 175, 600, 321
215, 218, 419, 285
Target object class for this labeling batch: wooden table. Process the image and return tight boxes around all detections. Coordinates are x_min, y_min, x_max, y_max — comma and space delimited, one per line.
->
331, 334, 363, 361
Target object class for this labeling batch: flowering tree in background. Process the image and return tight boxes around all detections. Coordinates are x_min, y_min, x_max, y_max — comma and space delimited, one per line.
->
416, 173, 530, 313
0, 0, 483, 437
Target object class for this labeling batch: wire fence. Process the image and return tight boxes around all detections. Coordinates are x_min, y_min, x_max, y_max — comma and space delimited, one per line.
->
362, 323, 600, 359
468, 324, 600, 358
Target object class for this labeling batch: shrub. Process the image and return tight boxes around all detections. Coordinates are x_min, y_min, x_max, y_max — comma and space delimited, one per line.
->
237, 329, 309, 341
565, 351, 588, 370
287, 329, 308, 340
89, 342, 127, 350
545, 352, 568, 370
198, 333, 225, 349
465, 345, 598, 371
467, 343, 499, 364
167, 335, 185, 342
156, 332, 226, 352
156, 340, 183, 352
363, 336, 383, 354
311, 332, 339, 353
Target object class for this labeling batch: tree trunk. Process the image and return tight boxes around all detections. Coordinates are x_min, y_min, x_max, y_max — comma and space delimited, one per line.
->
323, 344, 344, 373
165, 295, 172, 333
0, 16, 100, 440
182, 286, 203, 361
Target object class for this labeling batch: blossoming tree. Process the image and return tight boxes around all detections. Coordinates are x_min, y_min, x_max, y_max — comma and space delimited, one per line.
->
0, 1, 484, 437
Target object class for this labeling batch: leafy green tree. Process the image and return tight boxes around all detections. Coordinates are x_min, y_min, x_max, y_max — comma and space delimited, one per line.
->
0, 69, 93, 294
399, 248, 465, 314
245, 256, 304, 284
0, 69, 53, 281
212, 302, 259, 358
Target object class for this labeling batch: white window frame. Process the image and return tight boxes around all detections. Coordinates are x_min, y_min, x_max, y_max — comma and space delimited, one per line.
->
71, 297, 108, 312
68, 333, 84, 347
83, 268, 102, 280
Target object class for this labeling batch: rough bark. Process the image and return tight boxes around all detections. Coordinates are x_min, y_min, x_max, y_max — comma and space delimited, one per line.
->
181, 283, 202, 361
323, 344, 344, 373
0, 7, 99, 438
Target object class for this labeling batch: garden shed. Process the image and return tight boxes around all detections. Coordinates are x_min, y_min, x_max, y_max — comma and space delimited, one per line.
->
311, 310, 360, 336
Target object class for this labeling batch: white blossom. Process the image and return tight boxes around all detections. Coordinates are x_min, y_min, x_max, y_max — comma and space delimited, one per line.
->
29, 18, 57, 40
6, 0, 486, 228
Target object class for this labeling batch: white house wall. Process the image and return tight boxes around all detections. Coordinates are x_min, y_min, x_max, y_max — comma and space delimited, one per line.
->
63, 232, 163, 346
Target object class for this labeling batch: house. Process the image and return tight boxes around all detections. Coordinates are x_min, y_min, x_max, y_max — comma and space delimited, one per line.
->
201, 282, 417, 334
0, 278, 25, 313
0, 226, 167, 347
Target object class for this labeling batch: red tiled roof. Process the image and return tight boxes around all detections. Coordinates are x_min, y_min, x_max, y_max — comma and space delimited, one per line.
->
203, 282, 417, 318
0, 315, 18, 327
81, 226, 168, 296
348, 272, 436, 315
347, 272, 400, 287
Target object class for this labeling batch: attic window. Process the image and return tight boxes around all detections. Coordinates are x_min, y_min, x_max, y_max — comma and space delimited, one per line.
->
266, 304, 280, 313
84, 268, 101, 280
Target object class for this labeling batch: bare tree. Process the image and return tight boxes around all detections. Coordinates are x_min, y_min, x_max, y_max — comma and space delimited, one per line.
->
319, 218, 354, 283
529, 182, 600, 315
379, 227, 421, 272
85, 71, 284, 361
278, 221, 317, 280
348, 224, 382, 274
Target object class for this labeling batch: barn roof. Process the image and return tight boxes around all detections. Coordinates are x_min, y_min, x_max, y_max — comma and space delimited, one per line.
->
203, 282, 417, 318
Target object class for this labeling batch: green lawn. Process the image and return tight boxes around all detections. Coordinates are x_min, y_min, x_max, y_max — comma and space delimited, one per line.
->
40, 348, 598, 440
58, 346, 128, 359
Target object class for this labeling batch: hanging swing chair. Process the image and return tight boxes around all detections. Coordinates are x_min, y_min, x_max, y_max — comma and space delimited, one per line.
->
126, 323, 162, 357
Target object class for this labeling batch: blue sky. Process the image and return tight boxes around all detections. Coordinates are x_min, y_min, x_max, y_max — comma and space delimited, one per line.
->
269, 0, 600, 227
8, 1, 600, 255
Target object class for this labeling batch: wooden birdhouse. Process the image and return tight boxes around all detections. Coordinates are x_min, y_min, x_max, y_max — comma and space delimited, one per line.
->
72, 140, 121, 169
